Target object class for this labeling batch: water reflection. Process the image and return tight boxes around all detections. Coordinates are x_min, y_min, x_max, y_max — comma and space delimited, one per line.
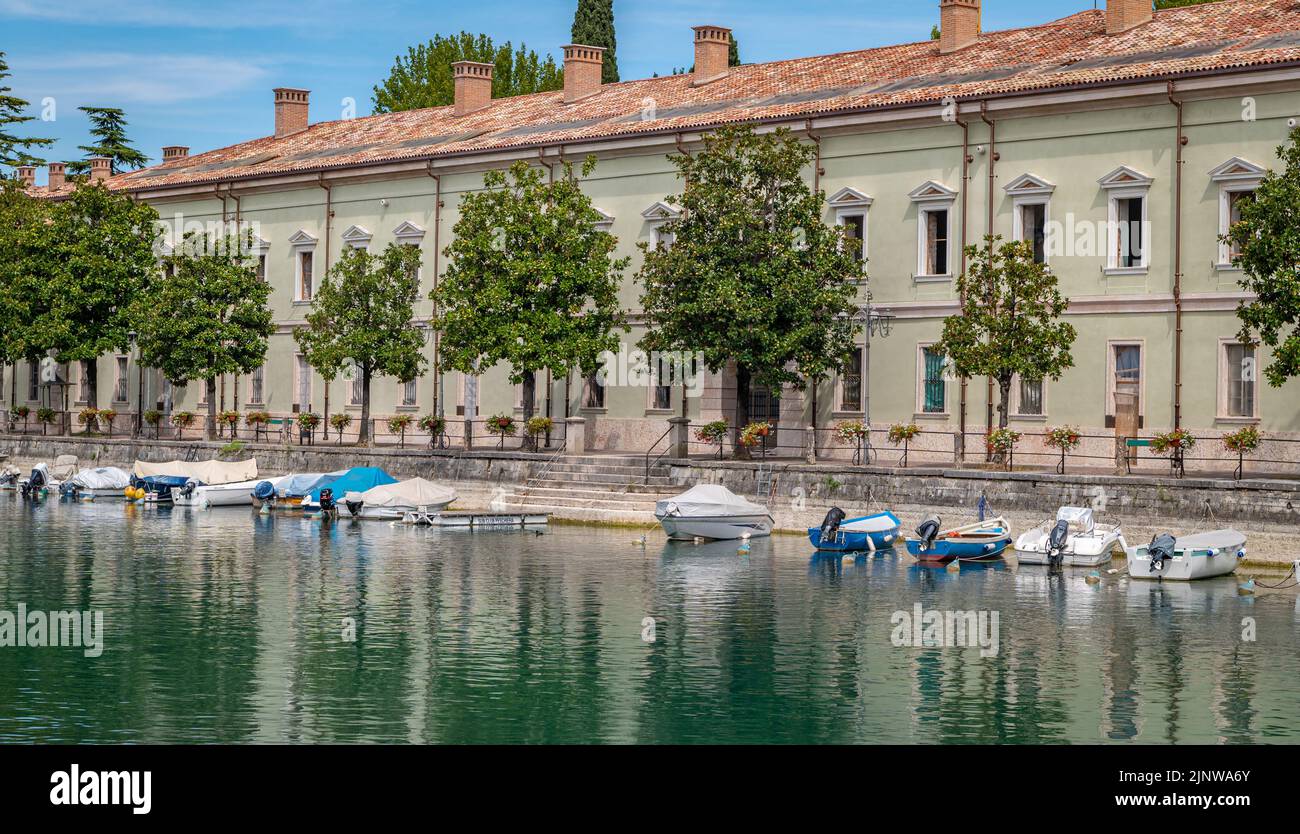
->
0, 496, 1296, 744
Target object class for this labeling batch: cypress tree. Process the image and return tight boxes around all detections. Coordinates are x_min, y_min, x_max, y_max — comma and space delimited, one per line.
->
570, 0, 619, 84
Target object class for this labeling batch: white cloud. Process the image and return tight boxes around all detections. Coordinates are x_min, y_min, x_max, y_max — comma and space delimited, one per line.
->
12, 53, 270, 105
0, 0, 361, 30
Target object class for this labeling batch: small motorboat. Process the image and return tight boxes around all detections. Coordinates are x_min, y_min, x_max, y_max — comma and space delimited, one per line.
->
172, 478, 267, 508
0, 465, 22, 490
655, 484, 774, 541
1015, 507, 1128, 567
132, 474, 192, 504
905, 516, 1013, 563
18, 462, 60, 499
808, 507, 901, 552
300, 467, 397, 513
1127, 530, 1247, 581
60, 466, 132, 500
336, 477, 457, 520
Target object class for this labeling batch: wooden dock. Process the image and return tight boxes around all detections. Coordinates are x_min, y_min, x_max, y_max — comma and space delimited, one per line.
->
404, 509, 550, 528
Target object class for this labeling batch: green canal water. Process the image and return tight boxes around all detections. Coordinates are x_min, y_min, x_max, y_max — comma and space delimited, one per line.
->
1, 494, 1298, 744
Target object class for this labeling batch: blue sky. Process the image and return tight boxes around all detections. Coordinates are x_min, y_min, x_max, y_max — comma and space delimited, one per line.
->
2, 0, 1102, 182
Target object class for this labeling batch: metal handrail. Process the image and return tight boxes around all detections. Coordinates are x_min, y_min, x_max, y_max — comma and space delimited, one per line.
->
644, 423, 674, 484
517, 434, 569, 497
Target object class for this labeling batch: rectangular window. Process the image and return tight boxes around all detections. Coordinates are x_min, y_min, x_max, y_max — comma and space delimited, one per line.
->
1107, 343, 1142, 427
455, 374, 479, 417
921, 208, 949, 276
350, 374, 363, 407
298, 251, 314, 301
403, 243, 422, 283
77, 360, 91, 403
921, 347, 946, 414
1226, 190, 1254, 260
294, 355, 311, 413
28, 363, 38, 400
114, 356, 129, 403
584, 373, 605, 409
841, 213, 866, 264
1114, 196, 1145, 268
650, 354, 674, 411
1224, 343, 1257, 418
1017, 378, 1043, 416
402, 378, 417, 407
256, 255, 267, 283
840, 347, 863, 412
1018, 202, 1047, 264
249, 365, 265, 404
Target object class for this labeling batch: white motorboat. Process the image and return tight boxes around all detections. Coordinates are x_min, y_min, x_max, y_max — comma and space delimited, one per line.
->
1015, 507, 1128, 567
63, 466, 132, 499
172, 478, 266, 508
1126, 530, 1247, 581
0, 465, 21, 490
336, 477, 457, 519
654, 484, 774, 541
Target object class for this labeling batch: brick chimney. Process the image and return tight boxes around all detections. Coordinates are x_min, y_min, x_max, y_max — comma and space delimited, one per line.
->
89, 157, 111, 183
162, 146, 189, 162
47, 162, 65, 191
692, 26, 731, 86
939, 0, 981, 54
1107, 0, 1153, 35
16, 165, 35, 188
452, 61, 494, 116
273, 88, 310, 138
563, 44, 605, 104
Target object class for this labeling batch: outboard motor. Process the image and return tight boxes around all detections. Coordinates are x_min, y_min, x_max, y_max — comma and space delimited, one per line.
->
29, 466, 47, 490
1146, 533, 1177, 575
344, 496, 364, 518
1047, 519, 1070, 566
818, 507, 846, 546
319, 488, 337, 519
19, 480, 32, 500
179, 480, 198, 500
915, 515, 942, 552
59, 481, 79, 499
252, 481, 276, 502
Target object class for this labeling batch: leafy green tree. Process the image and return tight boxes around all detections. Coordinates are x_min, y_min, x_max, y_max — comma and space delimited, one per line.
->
0, 177, 52, 401
637, 125, 860, 457
1155, 1, 1219, 8
435, 158, 628, 424
1226, 127, 1300, 386
0, 52, 54, 169
935, 236, 1076, 430
294, 244, 425, 445
137, 232, 274, 439
30, 183, 159, 410
372, 33, 562, 113
66, 107, 148, 176
571, 0, 619, 84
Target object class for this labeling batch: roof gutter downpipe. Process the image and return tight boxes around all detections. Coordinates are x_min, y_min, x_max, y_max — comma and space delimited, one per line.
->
955, 108, 972, 466
979, 101, 999, 456
1167, 81, 1186, 431
317, 174, 333, 436
806, 118, 826, 456
426, 160, 443, 418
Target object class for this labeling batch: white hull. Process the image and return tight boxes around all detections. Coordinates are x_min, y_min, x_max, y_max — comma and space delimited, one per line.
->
657, 513, 773, 541
1127, 530, 1247, 581
1015, 524, 1128, 567
172, 480, 263, 508
339, 499, 455, 520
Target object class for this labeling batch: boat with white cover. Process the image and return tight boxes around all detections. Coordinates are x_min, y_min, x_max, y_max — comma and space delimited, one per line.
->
337, 477, 457, 519
1015, 507, 1128, 567
654, 484, 774, 541
172, 479, 267, 508
63, 466, 132, 499
1126, 530, 1247, 581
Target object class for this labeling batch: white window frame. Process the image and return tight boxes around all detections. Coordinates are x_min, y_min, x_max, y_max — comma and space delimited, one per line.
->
915, 342, 949, 418
1105, 340, 1145, 422
288, 230, 318, 302
828, 187, 872, 270
908, 181, 957, 283
1217, 339, 1260, 422
294, 354, 312, 413
1098, 167, 1153, 275
400, 377, 418, 409
591, 207, 615, 233
1005, 173, 1055, 266
393, 222, 427, 283
1210, 159, 1265, 269
340, 224, 373, 252
834, 344, 865, 415
642, 201, 681, 250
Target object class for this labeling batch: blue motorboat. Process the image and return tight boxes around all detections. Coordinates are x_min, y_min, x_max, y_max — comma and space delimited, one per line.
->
905, 516, 1012, 563
302, 467, 396, 509
131, 474, 194, 504
808, 508, 901, 552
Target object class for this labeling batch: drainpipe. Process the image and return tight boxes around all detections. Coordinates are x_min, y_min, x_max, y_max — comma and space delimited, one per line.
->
954, 109, 972, 465
317, 174, 333, 434
229, 185, 243, 415
1167, 81, 1186, 431
980, 101, 999, 450
425, 161, 443, 418
806, 118, 826, 456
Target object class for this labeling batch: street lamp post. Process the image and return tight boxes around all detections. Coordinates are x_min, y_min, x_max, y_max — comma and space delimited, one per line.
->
852, 285, 893, 465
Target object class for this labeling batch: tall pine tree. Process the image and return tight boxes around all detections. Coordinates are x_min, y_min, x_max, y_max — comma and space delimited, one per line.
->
0, 52, 54, 170
570, 0, 619, 84
67, 107, 148, 175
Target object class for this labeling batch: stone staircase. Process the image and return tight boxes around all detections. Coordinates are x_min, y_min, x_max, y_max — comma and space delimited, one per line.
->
496, 453, 680, 522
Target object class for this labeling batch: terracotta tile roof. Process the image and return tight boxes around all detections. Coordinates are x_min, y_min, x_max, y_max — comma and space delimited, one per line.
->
27, 0, 1300, 197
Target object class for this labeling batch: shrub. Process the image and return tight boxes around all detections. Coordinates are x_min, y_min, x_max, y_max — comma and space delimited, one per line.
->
296, 412, 321, 431
524, 416, 553, 436
244, 410, 270, 426
11, 405, 30, 419
143, 409, 163, 426
835, 420, 868, 442
887, 423, 921, 445
693, 419, 728, 443
986, 427, 1021, 455
77, 407, 100, 431
36, 407, 56, 425
219, 440, 246, 457
387, 414, 414, 435
738, 421, 773, 448
419, 414, 446, 437
171, 411, 196, 429
218, 410, 240, 427
329, 413, 353, 432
